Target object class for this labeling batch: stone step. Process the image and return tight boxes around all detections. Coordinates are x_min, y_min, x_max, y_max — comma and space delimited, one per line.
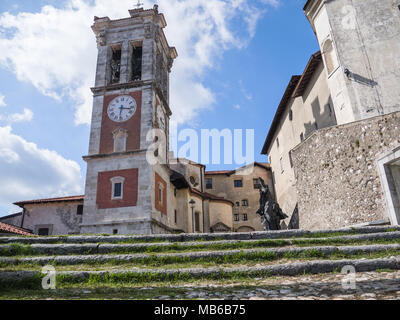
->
1, 231, 400, 257
1, 243, 399, 267
1, 225, 399, 244
1, 256, 400, 288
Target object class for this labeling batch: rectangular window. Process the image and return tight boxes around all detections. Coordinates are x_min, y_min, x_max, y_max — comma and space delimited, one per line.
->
289, 151, 293, 168
253, 179, 261, 189
131, 44, 142, 81
113, 229, 118, 235
174, 210, 178, 224
289, 110, 293, 121
234, 214, 239, 222
276, 137, 280, 148
234, 180, 243, 188
195, 212, 200, 232
280, 157, 284, 173
158, 187, 163, 204
300, 133, 304, 142
110, 47, 121, 84
242, 199, 249, 207
242, 214, 248, 221
206, 178, 213, 189
114, 182, 122, 198
77, 205, 83, 215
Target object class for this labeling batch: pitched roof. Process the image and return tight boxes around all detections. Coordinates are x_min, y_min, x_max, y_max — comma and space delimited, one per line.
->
14, 195, 84, 207
292, 51, 322, 98
0, 212, 22, 221
205, 162, 270, 176
0, 222, 33, 236
261, 51, 322, 155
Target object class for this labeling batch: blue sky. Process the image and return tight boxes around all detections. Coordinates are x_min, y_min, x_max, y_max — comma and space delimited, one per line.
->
0, 0, 318, 215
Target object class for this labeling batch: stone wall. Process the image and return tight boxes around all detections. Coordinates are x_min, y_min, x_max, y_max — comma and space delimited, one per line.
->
291, 111, 400, 230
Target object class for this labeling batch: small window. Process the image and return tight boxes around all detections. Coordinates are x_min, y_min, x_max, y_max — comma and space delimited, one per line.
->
242, 214, 248, 221
253, 179, 261, 189
174, 210, 178, 224
114, 183, 122, 198
77, 205, 83, 215
280, 157, 284, 173
174, 188, 177, 197
158, 185, 163, 204
234, 180, 243, 188
111, 176, 125, 200
234, 214, 239, 222
38, 228, 49, 236
113, 229, 118, 235
206, 178, 213, 189
242, 199, 249, 207
276, 137, 280, 148
289, 151, 293, 168
195, 212, 200, 232
300, 133, 304, 142
235, 202, 240, 207
289, 110, 293, 121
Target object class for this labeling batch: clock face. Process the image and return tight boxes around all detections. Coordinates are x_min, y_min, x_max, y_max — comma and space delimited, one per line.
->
107, 95, 137, 123
157, 106, 166, 131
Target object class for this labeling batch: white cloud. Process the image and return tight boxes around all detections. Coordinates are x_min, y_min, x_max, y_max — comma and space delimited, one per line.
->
0, 126, 83, 213
8, 108, 34, 123
234, 104, 241, 110
0, 108, 34, 123
0, 0, 276, 126
0, 94, 6, 107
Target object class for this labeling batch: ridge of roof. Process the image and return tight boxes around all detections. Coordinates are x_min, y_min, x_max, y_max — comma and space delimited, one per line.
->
14, 195, 84, 207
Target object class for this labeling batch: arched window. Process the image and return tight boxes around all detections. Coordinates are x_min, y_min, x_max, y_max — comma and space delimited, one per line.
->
322, 39, 337, 75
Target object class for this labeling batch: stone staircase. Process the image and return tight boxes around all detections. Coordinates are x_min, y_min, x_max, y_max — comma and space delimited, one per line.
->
1, 226, 400, 300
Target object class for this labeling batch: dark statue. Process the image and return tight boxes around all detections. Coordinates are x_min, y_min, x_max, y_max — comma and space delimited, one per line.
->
256, 177, 288, 230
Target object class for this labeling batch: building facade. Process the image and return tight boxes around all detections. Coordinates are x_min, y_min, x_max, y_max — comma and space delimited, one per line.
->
263, 0, 400, 229
205, 163, 273, 232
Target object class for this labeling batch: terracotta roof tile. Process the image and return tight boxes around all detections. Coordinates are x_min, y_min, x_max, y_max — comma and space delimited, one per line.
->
0, 222, 33, 236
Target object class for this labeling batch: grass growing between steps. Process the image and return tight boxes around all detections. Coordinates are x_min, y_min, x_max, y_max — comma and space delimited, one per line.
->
2, 237, 400, 257
1, 248, 399, 272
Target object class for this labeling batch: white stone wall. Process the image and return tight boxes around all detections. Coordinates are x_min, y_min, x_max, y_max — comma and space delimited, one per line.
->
307, 0, 400, 124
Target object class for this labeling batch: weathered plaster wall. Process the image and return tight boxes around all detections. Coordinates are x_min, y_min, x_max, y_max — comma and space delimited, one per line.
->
308, 0, 400, 123
267, 61, 335, 218
292, 111, 400, 230
22, 202, 83, 235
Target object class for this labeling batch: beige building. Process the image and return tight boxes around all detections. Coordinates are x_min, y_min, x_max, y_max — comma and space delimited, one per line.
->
262, 0, 400, 229
205, 163, 273, 232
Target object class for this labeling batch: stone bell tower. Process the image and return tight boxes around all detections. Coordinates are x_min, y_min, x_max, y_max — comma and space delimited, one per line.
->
80, 5, 178, 235
304, 0, 400, 125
